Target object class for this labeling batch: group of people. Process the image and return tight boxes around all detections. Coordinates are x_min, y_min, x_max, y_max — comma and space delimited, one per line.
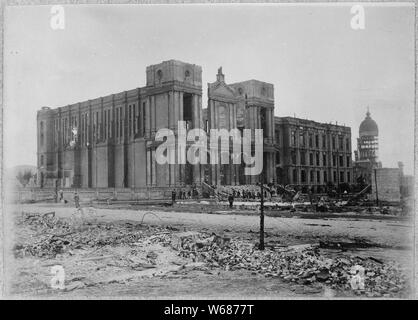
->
171, 188, 200, 203
218, 184, 278, 202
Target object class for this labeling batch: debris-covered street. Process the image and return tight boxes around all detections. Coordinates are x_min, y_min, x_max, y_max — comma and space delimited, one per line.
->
7, 202, 413, 298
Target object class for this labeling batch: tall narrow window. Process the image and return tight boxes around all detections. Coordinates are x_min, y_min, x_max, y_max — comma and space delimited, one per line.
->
291, 131, 296, 146
301, 170, 306, 183
299, 132, 305, 147
129, 105, 132, 137
40, 121, 45, 146
107, 109, 112, 139
116, 108, 119, 138
142, 102, 146, 136
120, 107, 123, 138
300, 151, 306, 165
291, 151, 296, 165
103, 111, 106, 140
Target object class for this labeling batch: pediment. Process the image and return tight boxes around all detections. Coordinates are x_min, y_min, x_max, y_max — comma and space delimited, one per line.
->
209, 81, 237, 99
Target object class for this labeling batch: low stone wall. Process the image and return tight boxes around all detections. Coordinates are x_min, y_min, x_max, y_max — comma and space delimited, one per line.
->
8, 187, 180, 203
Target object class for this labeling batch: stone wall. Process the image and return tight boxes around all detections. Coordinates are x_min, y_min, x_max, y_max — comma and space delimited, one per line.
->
371, 168, 401, 202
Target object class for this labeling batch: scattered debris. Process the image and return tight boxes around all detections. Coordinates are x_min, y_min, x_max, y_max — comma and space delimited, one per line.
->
13, 212, 410, 298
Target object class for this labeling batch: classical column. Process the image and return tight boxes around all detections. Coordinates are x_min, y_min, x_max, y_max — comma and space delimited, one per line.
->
179, 92, 184, 123
192, 94, 199, 129
146, 97, 151, 138
168, 91, 174, 130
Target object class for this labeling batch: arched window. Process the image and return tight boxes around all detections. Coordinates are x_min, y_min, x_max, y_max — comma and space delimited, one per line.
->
40, 121, 45, 146
157, 69, 163, 84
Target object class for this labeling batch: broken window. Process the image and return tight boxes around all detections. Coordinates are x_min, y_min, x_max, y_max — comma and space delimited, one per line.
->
275, 128, 280, 145
291, 151, 296, 165
260, 108, 267, 138
40, 121, 45, 146
142, 102, 146, 136
299, 132, 305, 147
301, 170, 306, 183
183, 94, 193, 130
291, 131, 296, 146
339, 136, 344, 150
276, 151, 280, 164
300, 151, 306, 165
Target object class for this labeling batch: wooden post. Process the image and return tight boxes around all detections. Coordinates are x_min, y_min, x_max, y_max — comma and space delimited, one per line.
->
374, 168, 379, 206
259, 175, 265, 250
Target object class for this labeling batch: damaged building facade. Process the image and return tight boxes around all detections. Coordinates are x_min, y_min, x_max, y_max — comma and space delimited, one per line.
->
274, 117, 354, 193
353, 109, 382, 186
37, 59, 353, 194
36, 60, 276, 191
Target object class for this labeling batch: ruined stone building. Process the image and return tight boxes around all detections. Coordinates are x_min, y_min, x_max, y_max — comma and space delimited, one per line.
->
37, 59, 353, 194
274, 117, 353, 193
354, 109, 382, 185
37, 60, 276, 191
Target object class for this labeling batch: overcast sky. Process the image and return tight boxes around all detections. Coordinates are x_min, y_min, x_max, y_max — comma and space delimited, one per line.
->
4, 3, 415, 174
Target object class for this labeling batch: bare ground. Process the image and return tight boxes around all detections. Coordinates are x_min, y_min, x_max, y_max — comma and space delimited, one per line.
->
5, 202, 414, 299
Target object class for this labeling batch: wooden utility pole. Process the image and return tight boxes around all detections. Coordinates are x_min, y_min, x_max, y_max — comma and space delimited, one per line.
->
259, 175, 265, 250
374, 168, 379, 206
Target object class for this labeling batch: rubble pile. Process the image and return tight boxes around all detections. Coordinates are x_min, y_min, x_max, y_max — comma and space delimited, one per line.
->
14, 213, 170, 258
14, 213, 409, 297
169, 232, 409, 297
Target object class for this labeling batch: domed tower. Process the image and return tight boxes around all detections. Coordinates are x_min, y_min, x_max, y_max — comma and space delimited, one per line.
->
357, 108, 379, 164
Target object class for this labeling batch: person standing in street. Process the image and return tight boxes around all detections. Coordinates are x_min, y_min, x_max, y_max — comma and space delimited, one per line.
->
74, 192, 80, 209
171, 189, 177, 205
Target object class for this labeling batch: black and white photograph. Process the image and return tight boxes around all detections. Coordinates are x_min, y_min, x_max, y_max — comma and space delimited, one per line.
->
0, 0, 416, 302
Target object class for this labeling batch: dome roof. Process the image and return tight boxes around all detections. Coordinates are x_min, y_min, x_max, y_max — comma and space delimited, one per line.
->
359, 110, 378, 137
